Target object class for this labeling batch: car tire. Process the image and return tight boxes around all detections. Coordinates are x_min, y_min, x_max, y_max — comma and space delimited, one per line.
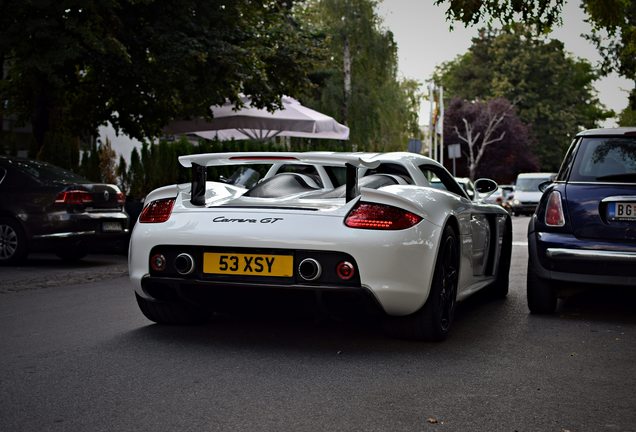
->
526, 256, 557, 314
384, 225, 459, 341
135, 293, 208, 325
487, 217, 512, 298
0, 217, 28, 265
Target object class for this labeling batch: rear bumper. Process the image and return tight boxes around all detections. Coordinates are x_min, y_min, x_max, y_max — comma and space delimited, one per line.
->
546, 248, 636, 262
528, 230, 636, 286
26, 211, 130, 253
140, 275, 385, 318
129, 211, 442, 316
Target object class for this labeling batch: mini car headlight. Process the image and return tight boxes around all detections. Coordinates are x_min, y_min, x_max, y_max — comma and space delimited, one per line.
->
513, 199, 520, 205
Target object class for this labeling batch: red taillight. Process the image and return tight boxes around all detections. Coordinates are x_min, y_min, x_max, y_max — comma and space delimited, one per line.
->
545, 191, 565, 227
55, 190, 93, 205
344, 202, 422, 230
139, 198, 175, 223
116, 192, 126, 205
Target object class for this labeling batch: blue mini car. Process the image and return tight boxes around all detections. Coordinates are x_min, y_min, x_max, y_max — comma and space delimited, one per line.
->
527, 127, 636, 313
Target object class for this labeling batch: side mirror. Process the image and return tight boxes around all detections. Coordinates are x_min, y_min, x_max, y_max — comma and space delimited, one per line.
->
474, 178, 498, 202
475, 178, 498, 194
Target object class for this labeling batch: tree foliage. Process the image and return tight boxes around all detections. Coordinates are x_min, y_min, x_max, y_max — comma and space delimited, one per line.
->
0, 0, 320, 160
583, 0, 636, 83
434, 0, 564, 32
297, 0, 422, 151
434, 26, 612, 171
434, 0, 636, 110
444, 97, 538, 183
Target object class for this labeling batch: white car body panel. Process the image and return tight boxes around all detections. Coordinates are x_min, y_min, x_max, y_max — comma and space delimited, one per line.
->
129, 151, 510, 317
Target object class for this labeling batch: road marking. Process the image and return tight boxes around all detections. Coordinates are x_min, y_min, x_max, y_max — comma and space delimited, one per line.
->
513, 241, 528, 246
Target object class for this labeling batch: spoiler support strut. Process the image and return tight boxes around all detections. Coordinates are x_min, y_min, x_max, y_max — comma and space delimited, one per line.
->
345, 163, 359, 202
191, 163, 207, 206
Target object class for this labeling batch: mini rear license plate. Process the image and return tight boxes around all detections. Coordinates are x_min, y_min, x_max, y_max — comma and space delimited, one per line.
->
203, 253, 293, 277
102, 222, 123, 232
608, 202, 636, 221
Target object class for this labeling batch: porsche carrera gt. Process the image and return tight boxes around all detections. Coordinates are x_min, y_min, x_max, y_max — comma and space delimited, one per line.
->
128, 152, 512, 341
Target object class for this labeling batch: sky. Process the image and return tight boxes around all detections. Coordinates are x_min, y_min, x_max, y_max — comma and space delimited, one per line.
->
104, 0, 633, 159
377, 0, 632, 126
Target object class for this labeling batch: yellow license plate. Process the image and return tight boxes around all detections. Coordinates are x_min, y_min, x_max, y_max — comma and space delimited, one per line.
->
203, 253, 293, 277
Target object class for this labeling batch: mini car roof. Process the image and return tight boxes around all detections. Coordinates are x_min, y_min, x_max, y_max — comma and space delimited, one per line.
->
576, 127, 636, 137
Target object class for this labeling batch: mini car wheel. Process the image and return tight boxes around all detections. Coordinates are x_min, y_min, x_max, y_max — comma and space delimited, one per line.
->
0, 217, 28, 265
385, 225, 459, 341
526, 256, 557, 314
135, 293, 208, 325
487, 218, 512, 298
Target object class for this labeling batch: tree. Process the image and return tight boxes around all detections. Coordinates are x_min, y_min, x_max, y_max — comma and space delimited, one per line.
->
0, 1, 320, 161
434, 0, 636, 110
297, 0, 422, 151
98, 139, 118, 184
452, 98, 511, 180
444, 97, 538, 183
434, 26, 612, 171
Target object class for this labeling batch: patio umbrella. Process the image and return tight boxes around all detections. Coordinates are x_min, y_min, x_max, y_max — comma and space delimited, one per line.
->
164, 95, 349, 141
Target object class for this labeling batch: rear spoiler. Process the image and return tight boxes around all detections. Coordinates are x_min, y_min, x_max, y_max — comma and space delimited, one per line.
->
179, 152, 381, 206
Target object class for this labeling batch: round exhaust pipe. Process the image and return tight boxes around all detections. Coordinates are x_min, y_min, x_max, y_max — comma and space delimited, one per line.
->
174, 253, 195, 275
298, 258, 322, 281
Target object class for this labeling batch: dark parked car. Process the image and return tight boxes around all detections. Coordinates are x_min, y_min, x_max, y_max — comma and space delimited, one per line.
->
0, 155, 129, 264
527, 127, 636, 313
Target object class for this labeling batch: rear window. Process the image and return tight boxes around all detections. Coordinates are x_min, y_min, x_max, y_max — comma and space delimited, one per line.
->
9, 158, 88, 185
516, 177, 551, 192
570, 137, 636, 182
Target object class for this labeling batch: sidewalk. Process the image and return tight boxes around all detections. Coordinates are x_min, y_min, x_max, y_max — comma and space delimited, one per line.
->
1, 254, 128, 293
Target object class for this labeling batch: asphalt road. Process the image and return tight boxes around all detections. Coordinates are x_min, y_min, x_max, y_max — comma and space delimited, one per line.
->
1, 216, 635, 432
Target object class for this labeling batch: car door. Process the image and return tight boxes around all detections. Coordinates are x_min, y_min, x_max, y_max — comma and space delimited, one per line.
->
418, 165, 491, 277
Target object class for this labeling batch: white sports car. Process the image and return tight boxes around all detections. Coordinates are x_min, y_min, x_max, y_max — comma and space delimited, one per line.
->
129, 152, 512, 341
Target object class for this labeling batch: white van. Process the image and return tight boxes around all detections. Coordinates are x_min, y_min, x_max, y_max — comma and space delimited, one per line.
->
510, 172, 556, 216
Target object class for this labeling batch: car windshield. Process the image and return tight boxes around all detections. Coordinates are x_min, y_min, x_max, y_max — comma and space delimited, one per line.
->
11, 158, 88, 184
516, 178, 548, 192
571, 137, 636, 182
225, 167, 262, 188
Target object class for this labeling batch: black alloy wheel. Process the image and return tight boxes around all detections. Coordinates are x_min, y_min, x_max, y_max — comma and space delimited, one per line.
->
384, 225, 459, 341
437, 229, 459, 333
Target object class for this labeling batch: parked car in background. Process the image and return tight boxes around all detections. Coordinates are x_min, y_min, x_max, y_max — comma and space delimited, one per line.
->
527, 127, 636, 313
129, 151, 512, 341
484, 186, 514, 206
0, 156, 129, 264
510, 172, 556, 215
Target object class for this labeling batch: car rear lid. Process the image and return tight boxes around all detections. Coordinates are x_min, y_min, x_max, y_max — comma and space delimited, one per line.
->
564, 184, 636, 241
565, 134, 636, 242
56, 183, 124, 211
